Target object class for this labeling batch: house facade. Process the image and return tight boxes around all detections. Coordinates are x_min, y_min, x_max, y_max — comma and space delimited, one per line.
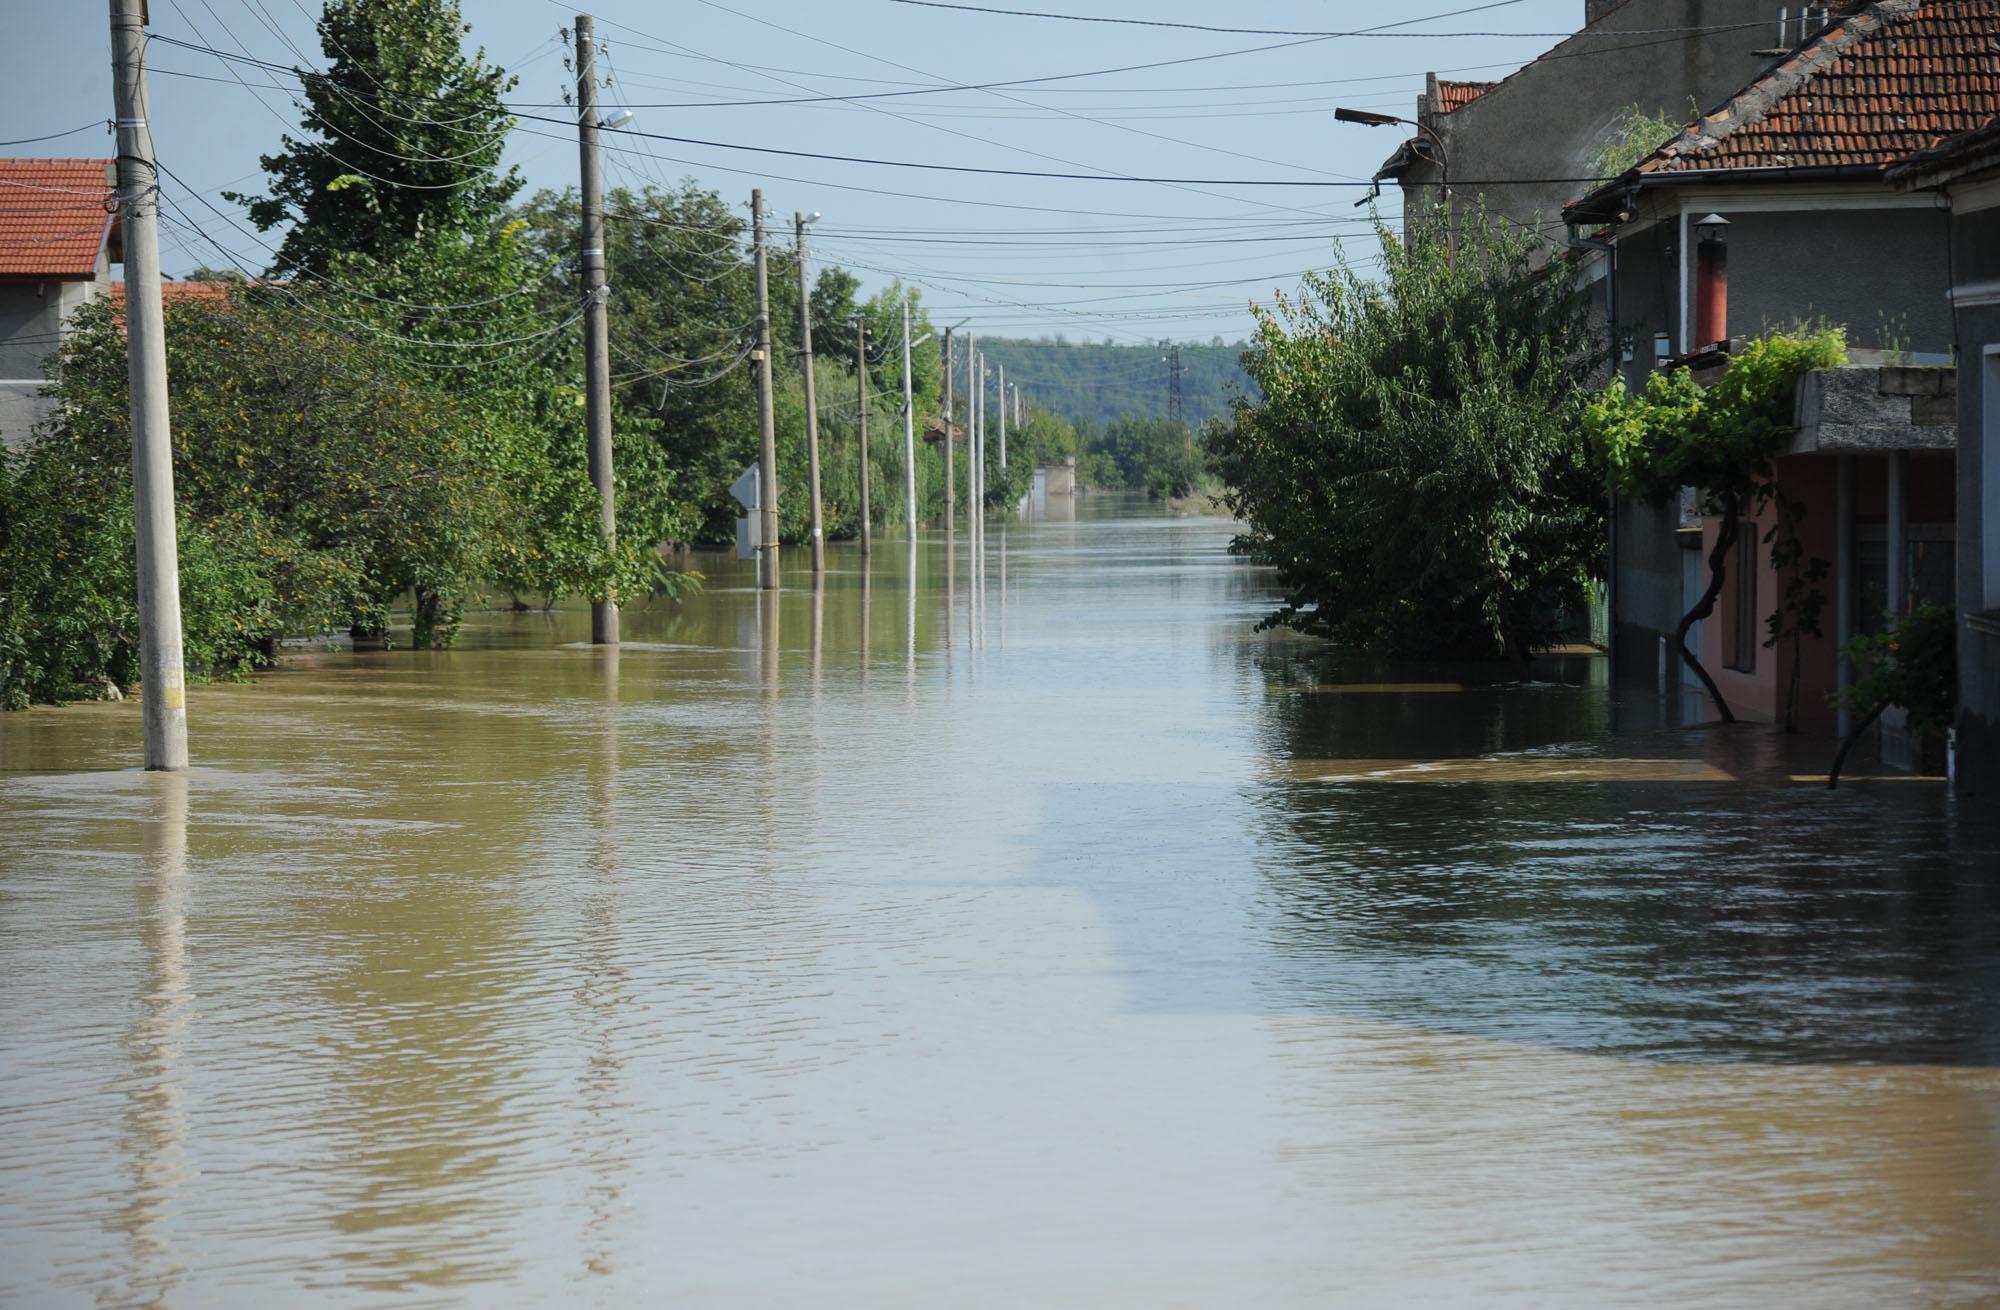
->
1565, 0, 1999, 746
1889, 119, 2000, 793
0, 158, 118, 447
1377, 0, 1843, 242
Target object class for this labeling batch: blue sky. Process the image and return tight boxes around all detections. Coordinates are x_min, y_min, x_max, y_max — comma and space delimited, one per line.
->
7, 1, 1594, 342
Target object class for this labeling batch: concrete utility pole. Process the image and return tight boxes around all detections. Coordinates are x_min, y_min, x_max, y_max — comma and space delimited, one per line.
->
110, 0, 188, 771
855, 318, 870, 556
942, 327, 955, 535
752, 190, 779, 589
997, 361, 1007, 470
965, 337, 978, 540
795, 211, 824, 573
901, 299, 917, 539
574, 14, 618, 644
1013, 382, 1021, 426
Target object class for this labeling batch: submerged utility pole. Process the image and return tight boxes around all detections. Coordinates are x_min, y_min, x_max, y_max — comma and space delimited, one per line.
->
965, 336, 978, 538
942, 326, 956, 535
855, 318, 870, 556
901, 299, 917, 539
752, 190, 779, 589
795, 211, 824, 573
574, 14, 618, 644
110, 0, 188, 771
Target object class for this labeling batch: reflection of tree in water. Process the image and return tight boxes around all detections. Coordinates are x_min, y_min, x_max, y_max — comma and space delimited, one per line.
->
295, 690, 571, 1294
1249, 646, 2000, 1065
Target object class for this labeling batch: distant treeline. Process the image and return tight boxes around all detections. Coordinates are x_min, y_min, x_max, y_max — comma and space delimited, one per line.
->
953, 337, 1256, 431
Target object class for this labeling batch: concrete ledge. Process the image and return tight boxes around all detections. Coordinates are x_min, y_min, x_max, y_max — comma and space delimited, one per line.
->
1788, 365, 1957, 454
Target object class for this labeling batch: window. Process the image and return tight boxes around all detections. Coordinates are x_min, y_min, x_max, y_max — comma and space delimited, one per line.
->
1728, 529, 1759, 672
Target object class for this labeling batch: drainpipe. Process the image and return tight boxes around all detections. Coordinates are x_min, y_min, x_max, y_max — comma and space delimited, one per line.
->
1571, 226, 1620, 675
1836, 454, 1855, 738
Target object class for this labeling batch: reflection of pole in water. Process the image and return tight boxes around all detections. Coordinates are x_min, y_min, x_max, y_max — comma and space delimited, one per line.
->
759, 585, 781, 696
943, 531, 955, 663
999, 522, 1008, 649
860, 551, 872, 687
905, 538, 918, 690
811, 573, 824, 700
119, 770, 191, 1303
578, 639, 627, 1279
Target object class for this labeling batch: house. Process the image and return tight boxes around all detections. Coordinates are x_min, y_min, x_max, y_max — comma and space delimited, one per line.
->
1889, 116, 2000, 793
1563, 0, 2000, 747
0, 159, 118, 447
1373, 0, 1840, 246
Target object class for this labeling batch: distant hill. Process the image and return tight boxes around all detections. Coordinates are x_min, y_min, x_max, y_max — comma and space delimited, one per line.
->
954, 337, 1256, 431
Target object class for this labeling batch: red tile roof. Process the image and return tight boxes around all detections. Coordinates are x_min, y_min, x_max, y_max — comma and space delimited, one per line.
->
1886, 112, 2000, 184
110, 280, 238, 306
1435, 80, 1498, 114
1630, 0, 2000, 177
0, 158, 116, 280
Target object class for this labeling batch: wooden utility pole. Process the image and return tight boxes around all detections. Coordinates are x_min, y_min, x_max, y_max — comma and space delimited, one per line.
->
795, 212, 824, 573
901, 299, 917, 539
751, 191, 779, 589
942, 327, 955, 535
855, 318, 870, 556
110, 0, 188, 771
574, 14, 618, 643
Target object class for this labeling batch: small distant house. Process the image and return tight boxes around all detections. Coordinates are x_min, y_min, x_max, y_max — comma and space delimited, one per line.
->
0, 158, 118, 447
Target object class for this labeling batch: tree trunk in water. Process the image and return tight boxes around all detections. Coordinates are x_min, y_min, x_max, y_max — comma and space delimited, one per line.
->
1828, 700, 1887, 789
413, 587, 440, 650
1675, 492, 1738, 724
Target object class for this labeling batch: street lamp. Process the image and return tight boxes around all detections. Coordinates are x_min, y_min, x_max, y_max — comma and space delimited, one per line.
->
1334, 107, 1451, 261
598, 109, 635, 130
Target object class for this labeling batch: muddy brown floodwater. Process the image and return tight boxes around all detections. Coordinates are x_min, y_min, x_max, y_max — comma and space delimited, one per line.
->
4, 498, 1999, 1308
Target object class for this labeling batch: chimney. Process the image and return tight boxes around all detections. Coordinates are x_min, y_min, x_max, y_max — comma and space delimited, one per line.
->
1584, 0, 1621, 22
1695, 216, 1731, 349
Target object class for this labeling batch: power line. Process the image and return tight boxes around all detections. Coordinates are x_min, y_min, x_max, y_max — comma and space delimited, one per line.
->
886, 0, 1538, 39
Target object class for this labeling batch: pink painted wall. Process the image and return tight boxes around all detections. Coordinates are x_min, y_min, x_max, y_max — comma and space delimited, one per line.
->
1698, 455, 1844, 729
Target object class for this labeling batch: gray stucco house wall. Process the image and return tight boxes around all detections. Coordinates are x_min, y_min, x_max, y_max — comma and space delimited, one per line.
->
1946, 203, 2000, 794
1391, 0, 1801, 236
0, 264, 107, 448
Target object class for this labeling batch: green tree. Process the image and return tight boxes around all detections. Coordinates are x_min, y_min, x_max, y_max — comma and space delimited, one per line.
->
229, 0, 520, 277
1211, 210, 1604, 663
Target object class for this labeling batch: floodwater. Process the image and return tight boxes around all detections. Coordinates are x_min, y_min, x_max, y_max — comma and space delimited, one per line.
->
3, 498, 1998, 1308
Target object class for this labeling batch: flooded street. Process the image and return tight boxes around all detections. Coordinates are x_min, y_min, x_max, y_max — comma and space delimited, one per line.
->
4, 499, 1998, 1307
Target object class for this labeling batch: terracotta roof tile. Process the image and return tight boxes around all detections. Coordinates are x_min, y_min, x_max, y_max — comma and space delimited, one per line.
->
1886, 110, 2000, 182
1635, 0, 2000, 176
1435, 80, 1499, 114
0, 158, 116, 280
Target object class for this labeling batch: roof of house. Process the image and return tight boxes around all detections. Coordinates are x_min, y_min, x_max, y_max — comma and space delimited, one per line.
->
1570, 0, 2000, 219
1886, 112, 2000, 186
110, 280, 238, 306
1433, 80, 1499, 115
0, 158, 117, 280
